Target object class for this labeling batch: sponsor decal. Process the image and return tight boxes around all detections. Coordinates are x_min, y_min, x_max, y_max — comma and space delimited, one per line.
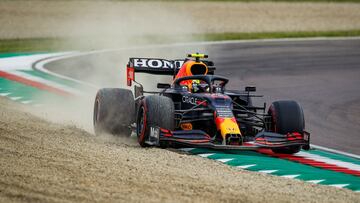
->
216, 107, 234, 118
180, 123, 193, 130
131, 58, 184, 69
182, 95, 200, 105
226, 127, 237, 132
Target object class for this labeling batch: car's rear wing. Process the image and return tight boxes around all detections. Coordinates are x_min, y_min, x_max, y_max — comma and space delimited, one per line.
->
126, 58, 216, 86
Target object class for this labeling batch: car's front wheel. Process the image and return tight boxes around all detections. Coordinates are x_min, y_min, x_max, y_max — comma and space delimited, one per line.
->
268, 100, 305, 154
136, 95, 174, 147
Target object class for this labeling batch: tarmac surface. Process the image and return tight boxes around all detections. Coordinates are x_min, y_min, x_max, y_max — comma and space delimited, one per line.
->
45, 38, 360, 154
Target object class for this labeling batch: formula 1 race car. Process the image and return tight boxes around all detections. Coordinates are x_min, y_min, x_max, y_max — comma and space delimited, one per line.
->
93, 53, 310, 154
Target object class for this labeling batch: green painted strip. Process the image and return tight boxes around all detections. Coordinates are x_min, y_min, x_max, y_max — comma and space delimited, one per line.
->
19, 70, 82, 89
0, 52, 46, 58
308, 149, 360, 165
189, 149, 360, 191
0, 77, 43, 101
0, 77, 65, 104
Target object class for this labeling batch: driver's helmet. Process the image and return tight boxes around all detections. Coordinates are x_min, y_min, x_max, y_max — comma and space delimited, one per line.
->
175, 61, 209, 92
191, 79, 209, 93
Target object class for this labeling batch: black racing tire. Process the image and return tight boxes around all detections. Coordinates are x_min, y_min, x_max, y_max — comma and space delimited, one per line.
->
93, 88, 135, 136
268, 100, 305, 154
136, 95, 174, 147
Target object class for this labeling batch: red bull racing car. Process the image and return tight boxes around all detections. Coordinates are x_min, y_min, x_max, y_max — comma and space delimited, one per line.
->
93, 53, 310, 154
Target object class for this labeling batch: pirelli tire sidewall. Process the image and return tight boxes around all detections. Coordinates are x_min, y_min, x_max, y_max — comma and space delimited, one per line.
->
136, 95, 175, 147
268, 100, 305, 154
93, 88, 135, 136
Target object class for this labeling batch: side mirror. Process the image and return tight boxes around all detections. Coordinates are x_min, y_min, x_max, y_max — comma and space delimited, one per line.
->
157, 83, 171, 89
245, 86, 256, 92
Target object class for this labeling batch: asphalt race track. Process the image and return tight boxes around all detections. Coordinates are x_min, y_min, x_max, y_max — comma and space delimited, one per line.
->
45, 38, 360, 155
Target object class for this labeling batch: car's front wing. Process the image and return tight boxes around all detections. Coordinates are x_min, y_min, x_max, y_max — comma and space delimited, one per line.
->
145, 126, 310, 151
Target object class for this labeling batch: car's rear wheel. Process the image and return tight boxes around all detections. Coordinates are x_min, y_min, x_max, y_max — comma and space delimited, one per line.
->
93, 88, 135, 136
137, 95, 174, 147
268, 100, 305, 154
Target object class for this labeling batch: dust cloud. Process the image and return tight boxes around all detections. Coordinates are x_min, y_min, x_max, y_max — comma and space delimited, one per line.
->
26, 1, 209, 135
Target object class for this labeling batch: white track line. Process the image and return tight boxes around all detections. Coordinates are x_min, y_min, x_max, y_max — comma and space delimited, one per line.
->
297, 151, 360, 171
10, 97, 22, 101
258, 170, 278, 174
216, 158, 233, 163
21, 100, 33, 104
281, 174, 300, 179
198, 153, 215, 158
0, 52, 72, 71
0, 93, 11, 96
32, 53, 98, 88
310, 144, 360, 160
328, 184, 349, 189
307, 180, 325, 184
237, 164, 256, 169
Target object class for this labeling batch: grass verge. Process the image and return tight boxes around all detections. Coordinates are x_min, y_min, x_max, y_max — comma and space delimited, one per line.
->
1, 30, 359, 53
197, 30, 360, 41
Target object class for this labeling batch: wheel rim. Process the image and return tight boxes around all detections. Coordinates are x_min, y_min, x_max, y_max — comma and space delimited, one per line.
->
137, 106, 146, 142
94, 99, 100, 125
